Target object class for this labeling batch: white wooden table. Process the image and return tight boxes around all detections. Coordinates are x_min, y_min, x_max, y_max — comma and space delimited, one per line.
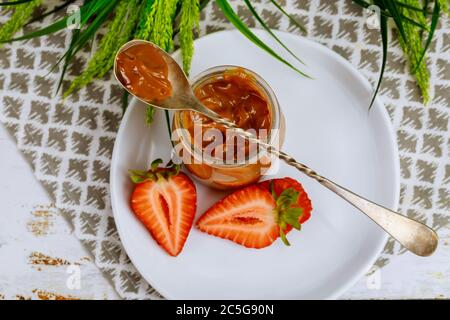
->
0, 123, 448, 300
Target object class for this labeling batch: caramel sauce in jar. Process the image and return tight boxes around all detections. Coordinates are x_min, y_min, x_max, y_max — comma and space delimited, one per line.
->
173, 67, 284, 190
191, 68, 271, 135
116, 43, 172, 102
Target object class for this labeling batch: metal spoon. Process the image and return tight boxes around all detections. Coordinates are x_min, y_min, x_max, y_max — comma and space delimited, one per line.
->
114, 39, 438, 257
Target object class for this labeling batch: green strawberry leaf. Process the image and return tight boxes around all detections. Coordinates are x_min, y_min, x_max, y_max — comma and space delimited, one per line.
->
279, 188, 299, 201
271, 185, 305, 245
279, 227, 290, 246
151, 158, 163, 171
276, 188, 299, 209
285, 207, 303, 219
169, 163, 182, 177
282, 207, 303, 230
129, 159, 182, 184
283, 216, 300, 230
129, 170, 152, 184
129, 169, 147, 176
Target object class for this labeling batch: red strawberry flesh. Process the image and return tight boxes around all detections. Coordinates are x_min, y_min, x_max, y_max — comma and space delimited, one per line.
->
197, 177, 313, 248
197, 185, 279, 249
130, 164, 196, 256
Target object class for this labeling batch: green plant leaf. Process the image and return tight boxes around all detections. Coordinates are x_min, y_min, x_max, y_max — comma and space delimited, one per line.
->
55, 28, 80, 94
353, 0, 428, 29
395, 0, 431, 13
1, 0, 111, 43
64, 0, 142, 97
146, 105, 155, 126
98, 0, 144, 78
179, 0, 200, 73
423, 0, 431, 16
396, 0, 431, 104
165, 110, 172, 143
215, 0, 311, 78
0, 0, 41, 47
64, 1, 118, 60
380, 0, 408, 42
369, 13, 388, 109
0, 0, 33, 5
53, 0, 118, 95
243, 0, 305, 66
399, 14, 430, 30
136, 0, 156, 40
145, 0, 179, 51
413, 0, 440, 71
199, 0, 211, 10
26, 0, 76, 25
122, 91, 129, 114
2, 6, 84, 42
268, 0, 307, 33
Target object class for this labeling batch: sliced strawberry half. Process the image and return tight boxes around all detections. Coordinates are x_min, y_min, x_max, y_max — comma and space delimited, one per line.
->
196, 185, 278, 248
196, 177, 313, 248
130, 159, 197, 256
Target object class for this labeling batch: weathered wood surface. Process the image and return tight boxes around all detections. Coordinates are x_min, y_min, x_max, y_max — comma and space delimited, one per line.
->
0, 124, 448, 300
0, 124, 118, 300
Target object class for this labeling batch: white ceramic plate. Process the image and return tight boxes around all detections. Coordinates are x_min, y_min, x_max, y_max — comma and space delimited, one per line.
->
110, 29, 400, 299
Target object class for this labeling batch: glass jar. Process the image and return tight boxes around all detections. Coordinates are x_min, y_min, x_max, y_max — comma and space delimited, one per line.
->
172, 66, 285, 190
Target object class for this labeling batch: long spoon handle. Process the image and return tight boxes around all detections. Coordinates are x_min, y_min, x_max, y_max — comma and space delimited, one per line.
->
195, 104, 439, 257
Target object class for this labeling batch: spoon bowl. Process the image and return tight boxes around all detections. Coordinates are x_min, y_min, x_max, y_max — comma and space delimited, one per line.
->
114, 39, 202, 113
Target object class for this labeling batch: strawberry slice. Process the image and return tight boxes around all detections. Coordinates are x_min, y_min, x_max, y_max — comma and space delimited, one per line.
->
129, 159, 197, 256
197, 185, 278, 248
196, 177, 312, 248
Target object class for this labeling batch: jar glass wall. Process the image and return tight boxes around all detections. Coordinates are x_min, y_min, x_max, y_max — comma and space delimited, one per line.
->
172, 66, 285, 190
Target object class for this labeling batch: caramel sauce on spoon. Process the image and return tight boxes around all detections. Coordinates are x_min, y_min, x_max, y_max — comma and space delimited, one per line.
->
116, 43, 172, 102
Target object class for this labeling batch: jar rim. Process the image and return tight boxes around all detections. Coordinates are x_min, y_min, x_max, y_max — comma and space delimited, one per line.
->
173, 65, 281, 168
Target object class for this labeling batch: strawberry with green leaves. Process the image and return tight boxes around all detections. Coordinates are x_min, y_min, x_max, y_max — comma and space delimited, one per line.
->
259, 177, 312, 242
129, 159, 197, 256
196, 177, 312, 248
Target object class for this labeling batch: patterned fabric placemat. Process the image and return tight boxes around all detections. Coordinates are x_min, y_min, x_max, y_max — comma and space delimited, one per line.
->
0, 0, 448, 299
